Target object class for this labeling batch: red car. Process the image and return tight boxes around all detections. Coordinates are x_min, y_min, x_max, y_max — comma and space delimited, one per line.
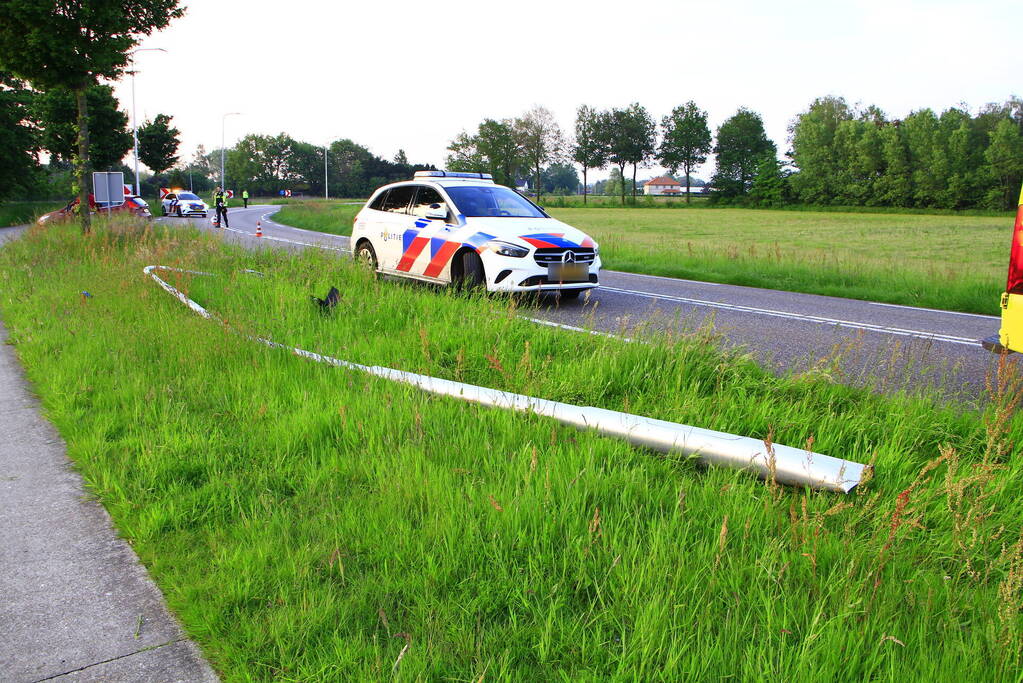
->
37, 195, 152, 225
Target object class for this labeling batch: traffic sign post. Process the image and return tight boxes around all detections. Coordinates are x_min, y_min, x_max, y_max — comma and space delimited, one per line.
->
92, 172, 126, 212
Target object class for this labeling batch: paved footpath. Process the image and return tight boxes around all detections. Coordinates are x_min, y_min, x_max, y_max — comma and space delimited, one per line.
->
0, 225, 218, 681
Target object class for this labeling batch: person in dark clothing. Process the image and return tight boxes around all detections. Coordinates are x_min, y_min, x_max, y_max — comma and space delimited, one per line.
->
213, 187, 228, 228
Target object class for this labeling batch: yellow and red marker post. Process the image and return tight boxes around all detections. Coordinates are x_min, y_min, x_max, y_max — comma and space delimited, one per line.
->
984, 182, 1023, 353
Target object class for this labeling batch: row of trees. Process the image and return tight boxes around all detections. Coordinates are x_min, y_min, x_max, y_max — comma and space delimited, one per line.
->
448, 102, 776, 205
789, 96, 1023, 210
211, 135, 434, 198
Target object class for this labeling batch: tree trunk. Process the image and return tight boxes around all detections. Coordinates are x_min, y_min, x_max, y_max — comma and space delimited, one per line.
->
632, 163, 638, 203
619, 163, 626, 206
75, 87, 91, 234
582, 166, 588, 204
684, 162, 692, 204
534, 162, 541, 202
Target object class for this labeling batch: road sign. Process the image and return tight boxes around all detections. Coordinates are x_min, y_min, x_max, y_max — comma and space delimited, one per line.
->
284, 189, 292, 197
92, 172, 125, 207
226, 190, 234, 199
159, 187, 170, 200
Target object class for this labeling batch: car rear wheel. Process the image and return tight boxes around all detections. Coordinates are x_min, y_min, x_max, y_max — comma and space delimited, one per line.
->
176, 206, 183, 218
354, 241, 378, 270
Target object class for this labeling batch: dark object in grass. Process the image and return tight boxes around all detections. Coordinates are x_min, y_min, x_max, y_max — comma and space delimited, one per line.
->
311, 287, 341, 313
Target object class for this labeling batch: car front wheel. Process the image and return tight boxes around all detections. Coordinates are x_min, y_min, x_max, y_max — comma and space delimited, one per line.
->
456, 250, 486, 290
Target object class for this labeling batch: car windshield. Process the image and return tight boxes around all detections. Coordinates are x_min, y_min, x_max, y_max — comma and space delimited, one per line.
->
444, 185, 546, 218
178, 192, 200, 200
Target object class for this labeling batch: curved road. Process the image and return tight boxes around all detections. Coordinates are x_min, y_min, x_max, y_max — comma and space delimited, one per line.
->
162, 205, 1011, 401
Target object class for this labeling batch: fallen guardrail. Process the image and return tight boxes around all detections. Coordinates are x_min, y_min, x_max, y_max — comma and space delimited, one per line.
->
144, 265, 869, 493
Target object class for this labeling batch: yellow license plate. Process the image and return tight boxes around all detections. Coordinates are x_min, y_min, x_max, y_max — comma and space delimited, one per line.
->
548, 263, 588, 282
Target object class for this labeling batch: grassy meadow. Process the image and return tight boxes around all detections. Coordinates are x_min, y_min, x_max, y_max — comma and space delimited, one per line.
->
1, 217, 1022, 680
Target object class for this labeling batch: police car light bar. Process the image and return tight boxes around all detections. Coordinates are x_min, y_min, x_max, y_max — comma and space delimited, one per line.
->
414, 171, 494, 180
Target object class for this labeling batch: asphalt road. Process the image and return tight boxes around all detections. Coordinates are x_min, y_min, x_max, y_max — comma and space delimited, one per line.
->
161, 204, 1012, 402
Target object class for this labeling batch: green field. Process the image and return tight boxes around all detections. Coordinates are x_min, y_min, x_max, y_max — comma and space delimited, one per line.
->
554, 207, 1011, 315
269, 201, 1012, 315
2, 218, 1022, 680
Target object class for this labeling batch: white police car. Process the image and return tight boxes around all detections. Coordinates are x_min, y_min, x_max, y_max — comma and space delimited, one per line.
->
352, 171, 600, 297
161, 190, 208, 218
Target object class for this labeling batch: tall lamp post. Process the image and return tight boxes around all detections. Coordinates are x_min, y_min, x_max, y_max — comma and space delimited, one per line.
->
324, 143, 329, 200
129, 47, 166, 196
221, 112, 241, 190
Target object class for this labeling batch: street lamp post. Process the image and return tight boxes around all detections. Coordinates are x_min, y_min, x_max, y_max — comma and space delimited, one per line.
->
129, 47, 166, 196
221, 112, 241, 190
324, 144, 328, 200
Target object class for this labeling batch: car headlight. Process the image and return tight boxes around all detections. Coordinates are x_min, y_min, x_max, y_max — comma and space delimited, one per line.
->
593, 243, 600, 256
484, 240, 529, 258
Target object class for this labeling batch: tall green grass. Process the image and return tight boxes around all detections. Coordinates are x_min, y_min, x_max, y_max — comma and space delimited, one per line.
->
2, 219, 1022, 680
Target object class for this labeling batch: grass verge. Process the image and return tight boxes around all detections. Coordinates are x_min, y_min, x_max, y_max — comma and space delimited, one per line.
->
2, 218, 1023, 680
271, 200, 362, 235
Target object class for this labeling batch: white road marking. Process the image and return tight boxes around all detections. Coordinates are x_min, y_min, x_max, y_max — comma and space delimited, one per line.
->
220, 225, 350, 253
599, 285, 981, 347
605, 270, 722, 286
520, 316, 636, 343
867, 299, 998, 320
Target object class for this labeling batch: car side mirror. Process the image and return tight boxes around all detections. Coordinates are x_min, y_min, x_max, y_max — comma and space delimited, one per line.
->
425, 203, 447, 220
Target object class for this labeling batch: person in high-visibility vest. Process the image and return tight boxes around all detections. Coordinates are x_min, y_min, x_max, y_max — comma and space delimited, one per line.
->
242, 189, 249, 209
213, 187, 229, 228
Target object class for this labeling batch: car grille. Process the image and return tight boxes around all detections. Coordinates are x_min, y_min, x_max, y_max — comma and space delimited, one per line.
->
532, 247, 596, 267
519, 274, 599, 286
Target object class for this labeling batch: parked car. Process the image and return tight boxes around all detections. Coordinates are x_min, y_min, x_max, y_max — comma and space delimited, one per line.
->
160, 190, 208, 218
983, 184, 1023, 353
37, 195, 152, 225
351, 171, 601, 297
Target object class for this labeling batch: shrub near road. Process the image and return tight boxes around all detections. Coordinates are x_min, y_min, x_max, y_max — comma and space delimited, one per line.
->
2, 219, 1023, 680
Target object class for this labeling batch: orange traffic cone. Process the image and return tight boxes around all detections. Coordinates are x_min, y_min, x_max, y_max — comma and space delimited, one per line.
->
255, 220, 263, 237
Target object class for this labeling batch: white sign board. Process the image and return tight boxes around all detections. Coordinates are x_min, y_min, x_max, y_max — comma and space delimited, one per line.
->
92, 172, 125, 207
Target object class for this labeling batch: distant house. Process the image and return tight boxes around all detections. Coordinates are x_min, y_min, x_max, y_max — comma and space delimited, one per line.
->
643, 176, 682, 196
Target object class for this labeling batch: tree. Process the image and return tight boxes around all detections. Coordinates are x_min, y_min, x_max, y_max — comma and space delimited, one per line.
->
658, 101, 711, 203
541, 163, 579, 195
475, 118, 523, 187
572, 105, 608, 203
393, 149, 408, 165
35, 85, 132, 171
606, 103, 656, 204
711, 108, 776, 197
749, 155, 788, 207
0, 72, 39, 199
0, 0, 184, 231
788, 96, 853, 204
446, 131, 485, 172
982, 118, 1023, 210
137, 113, 180, 176
514, 106, 565, 201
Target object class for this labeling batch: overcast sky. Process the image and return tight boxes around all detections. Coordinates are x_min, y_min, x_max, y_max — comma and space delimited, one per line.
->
114, 0, 1022, 182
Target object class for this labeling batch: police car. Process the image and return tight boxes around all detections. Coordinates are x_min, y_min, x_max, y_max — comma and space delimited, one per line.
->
351, 171, 601, 297
160, 189, 208, 218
